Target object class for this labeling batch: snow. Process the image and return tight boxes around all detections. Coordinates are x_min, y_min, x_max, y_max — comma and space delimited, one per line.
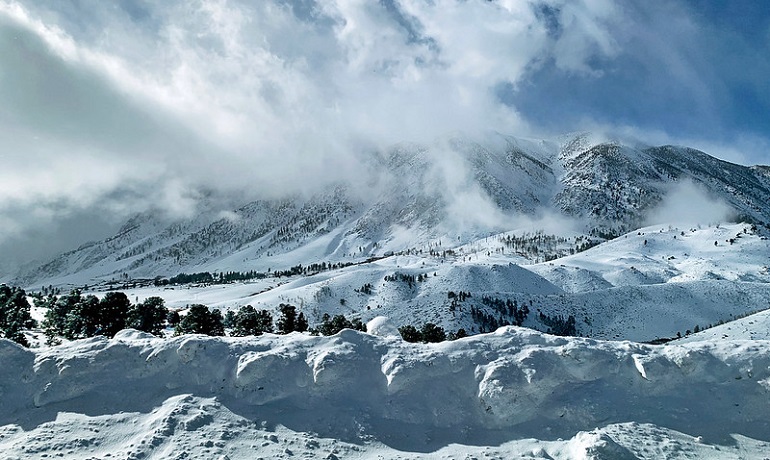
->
78, 222, 770, 344
7, 220, 770, 457
675, 308, 770, 342
365, 316, 400, 338
2, 327, 770, 458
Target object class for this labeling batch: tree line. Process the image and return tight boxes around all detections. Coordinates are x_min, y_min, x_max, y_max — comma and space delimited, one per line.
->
154, 261, 359, 287
1, 285, 386, 346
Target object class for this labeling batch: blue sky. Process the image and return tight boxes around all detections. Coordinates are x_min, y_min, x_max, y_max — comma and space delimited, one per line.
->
508, 1, 770, 161
0, 0, 768, 266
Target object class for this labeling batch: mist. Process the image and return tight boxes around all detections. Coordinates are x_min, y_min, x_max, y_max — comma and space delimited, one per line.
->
645, 179, 735, 227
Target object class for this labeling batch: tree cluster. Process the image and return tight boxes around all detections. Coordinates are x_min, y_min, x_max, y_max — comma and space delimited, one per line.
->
175, 304, 225, 336
480, 296, 529, 326
398, 323, 467, 343
469, 297, 530, 334
0, 285, 36, 346
355, 283, 374, 295
537, 311, 577, 336
447, 291, 471, 301
275, 303, 308, 334
315, 313, 365, 336
384, 272, 427, 287
39, 290, 169, 344
155, 261, 358, 287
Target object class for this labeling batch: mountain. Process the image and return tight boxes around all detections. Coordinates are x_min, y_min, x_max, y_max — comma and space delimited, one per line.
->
12, 133, 770, 287
5, 134, 770, 458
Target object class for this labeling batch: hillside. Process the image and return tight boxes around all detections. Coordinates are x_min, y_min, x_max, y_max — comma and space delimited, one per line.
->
2, 327, 770, 459
43, 222, 765, 344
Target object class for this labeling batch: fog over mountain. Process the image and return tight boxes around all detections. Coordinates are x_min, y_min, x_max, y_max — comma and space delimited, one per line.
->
1, 0, 769, 272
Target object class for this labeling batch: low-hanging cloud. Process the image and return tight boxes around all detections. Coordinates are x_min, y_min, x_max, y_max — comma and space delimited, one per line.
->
645, 179, 735, 227
0, 0, 766, 267
0, 0, 623, 262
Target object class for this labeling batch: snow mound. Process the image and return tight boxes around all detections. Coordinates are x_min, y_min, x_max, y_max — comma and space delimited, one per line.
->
366, 316, 400, 337
442, 263, 563, 295
2, 328, 770, 457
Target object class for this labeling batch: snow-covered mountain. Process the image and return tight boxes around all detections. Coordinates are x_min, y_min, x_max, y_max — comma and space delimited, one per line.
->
12, 133, 770, 287
5, 134, 770, 458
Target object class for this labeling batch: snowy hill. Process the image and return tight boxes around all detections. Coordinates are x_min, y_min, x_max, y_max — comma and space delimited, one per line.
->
2, 327, 770, 459
65, 222, 770, 343
675, 308, 770, 342
11, 134, 770, 287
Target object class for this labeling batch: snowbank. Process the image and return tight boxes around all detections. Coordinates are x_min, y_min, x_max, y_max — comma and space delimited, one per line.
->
2, 327, 770, 458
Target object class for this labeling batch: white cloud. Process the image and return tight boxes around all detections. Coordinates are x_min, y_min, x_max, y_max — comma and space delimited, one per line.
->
645, 179, 734, 227
5, 0, 747, 266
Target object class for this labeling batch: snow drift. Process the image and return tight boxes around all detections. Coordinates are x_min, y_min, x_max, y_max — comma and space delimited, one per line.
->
2, 327, 770, 458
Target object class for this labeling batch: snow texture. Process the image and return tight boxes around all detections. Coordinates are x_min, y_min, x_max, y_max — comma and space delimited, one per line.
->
2, 327, 770, 459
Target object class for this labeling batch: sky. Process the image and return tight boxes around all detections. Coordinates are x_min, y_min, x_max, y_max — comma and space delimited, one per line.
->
0, 0, 769, 269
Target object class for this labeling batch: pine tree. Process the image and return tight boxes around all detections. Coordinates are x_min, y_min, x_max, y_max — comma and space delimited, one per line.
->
420, 323, 446, 343
0, 285, 35, 346
231, 305, 273, 336
43, 290, 81, 342
65, 294, 100, 339
317, 314, 364, 335
128, 296, 168, 336
175, 304, 225, 336
166, 310, 181, 327
223, 310, 236, 329
99, 291, 131, 337
296, 312, 308, 333
398, 324, 421, 342
276, 304, 298, 334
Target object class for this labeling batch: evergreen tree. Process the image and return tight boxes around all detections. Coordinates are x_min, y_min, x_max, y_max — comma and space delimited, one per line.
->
276, 303, 298, 334
223, 310, 236, 329
420, 323, 446, 343
43, 290, 81, 342
64, 294, 100, 339
231, 305, 273, 336
166, 310, 181, 327
0, 285, 35, 346
128, 296, 168, 336
398, 324, 421, 342
316, 314, 365, 336
99, 291, 131, 337
349, 317, 364, 332
210, 309, 225, 336
175, 304, 225, 336
296, 312, 308, 333
447, 328, 468, 340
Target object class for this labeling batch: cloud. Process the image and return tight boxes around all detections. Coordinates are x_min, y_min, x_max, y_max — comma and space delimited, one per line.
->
645, 179, 734, 227
0, 0, 767, 267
